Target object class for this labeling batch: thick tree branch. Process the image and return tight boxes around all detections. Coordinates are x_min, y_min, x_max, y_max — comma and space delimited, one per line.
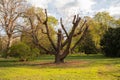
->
60, 18, 69, 38
60, 15, 81, 58
42, 9, 57, 51
61, 15, 81, 48
28, 17, 54, 54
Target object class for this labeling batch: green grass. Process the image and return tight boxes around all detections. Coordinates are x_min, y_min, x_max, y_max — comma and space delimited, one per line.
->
0, 54, 120, 80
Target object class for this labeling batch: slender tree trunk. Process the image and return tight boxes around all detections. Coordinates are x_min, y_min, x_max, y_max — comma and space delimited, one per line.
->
6, 35, 13, 57
7, 37, 12, 49
0, 37, 2, 50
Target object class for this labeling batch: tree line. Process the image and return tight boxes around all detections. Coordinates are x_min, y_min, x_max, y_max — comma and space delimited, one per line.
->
0, 0, 120, 63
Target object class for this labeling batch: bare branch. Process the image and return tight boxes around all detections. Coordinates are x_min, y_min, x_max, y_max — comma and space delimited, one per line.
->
72, 15, 76, 24
60, 18, 69, 38
60, 15, 82, 58
73, 20, 87, 37
71, 24, 89, 51
40, 9, 57, 51
28, 16, 54, 54
62, 15, 81, 48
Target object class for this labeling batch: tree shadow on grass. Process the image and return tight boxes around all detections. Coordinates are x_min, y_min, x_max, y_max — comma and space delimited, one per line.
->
0, 54, 120, 68
0, 58, 55, 67
0, 59, 20, 67
0, 58, 89, 68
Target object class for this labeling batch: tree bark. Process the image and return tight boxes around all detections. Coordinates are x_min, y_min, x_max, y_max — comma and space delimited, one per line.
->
54, 29, 64, 64
7, 36, 12, 49
55, 54, 61, 63
54, 52, 65, 63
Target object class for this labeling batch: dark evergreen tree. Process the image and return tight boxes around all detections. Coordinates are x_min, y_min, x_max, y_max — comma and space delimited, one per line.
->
100, 27, 120, 57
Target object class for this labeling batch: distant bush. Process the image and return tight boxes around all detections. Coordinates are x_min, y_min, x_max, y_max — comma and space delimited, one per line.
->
9, 42, 39, 61
100, 28, 120, 57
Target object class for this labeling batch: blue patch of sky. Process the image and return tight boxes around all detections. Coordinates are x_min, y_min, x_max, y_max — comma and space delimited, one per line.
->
92, 0, 120, 11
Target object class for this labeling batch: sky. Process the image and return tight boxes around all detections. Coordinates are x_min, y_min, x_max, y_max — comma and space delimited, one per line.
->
28, 0, 120, 19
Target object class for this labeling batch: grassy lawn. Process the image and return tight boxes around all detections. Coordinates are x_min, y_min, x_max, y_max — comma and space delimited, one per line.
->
0, 54, 120, 80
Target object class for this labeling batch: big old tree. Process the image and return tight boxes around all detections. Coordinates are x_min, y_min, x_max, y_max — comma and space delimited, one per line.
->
0, 0, 27, 55
26, 9, 89, 63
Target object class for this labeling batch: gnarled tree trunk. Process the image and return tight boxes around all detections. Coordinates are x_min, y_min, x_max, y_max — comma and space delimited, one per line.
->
55, 29, 64, 63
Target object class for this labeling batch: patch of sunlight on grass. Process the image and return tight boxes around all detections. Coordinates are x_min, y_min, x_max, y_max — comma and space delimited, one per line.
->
0, 66, 119, 80
0, 54, 120, 80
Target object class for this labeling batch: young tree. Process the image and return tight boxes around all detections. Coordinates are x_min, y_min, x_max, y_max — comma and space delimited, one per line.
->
0, 0, 27, 55
26, 9, 89, 63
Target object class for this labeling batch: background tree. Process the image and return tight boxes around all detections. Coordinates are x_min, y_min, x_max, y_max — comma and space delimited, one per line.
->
94, 12, 114, 31
115, 18, 120, 27
86, 12, 116, 49
21, 7, 58, 54
76, 30, 97, 55
100, 27, 120, 57
0, 0, 27, 56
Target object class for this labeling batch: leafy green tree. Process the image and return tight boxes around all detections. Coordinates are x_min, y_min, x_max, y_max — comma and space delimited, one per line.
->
115, 18, 120, 27
94, 12, 114, 30
87, 12, 115, 49
84, 16, 101, 49
77, 30, 97, 55
100, 27, 120, 57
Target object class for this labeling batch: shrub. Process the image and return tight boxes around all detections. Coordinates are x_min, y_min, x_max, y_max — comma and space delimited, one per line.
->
100, 28, 120, 57
9, 42, 39, 61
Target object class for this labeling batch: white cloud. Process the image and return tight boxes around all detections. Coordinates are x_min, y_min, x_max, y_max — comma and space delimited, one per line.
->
108, 6, 120, 17
27, 0, 52, 8
77, 0, 95, 11
28, 0, 96, 17
96, 5, 120, 18
28, 0, 120, 19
